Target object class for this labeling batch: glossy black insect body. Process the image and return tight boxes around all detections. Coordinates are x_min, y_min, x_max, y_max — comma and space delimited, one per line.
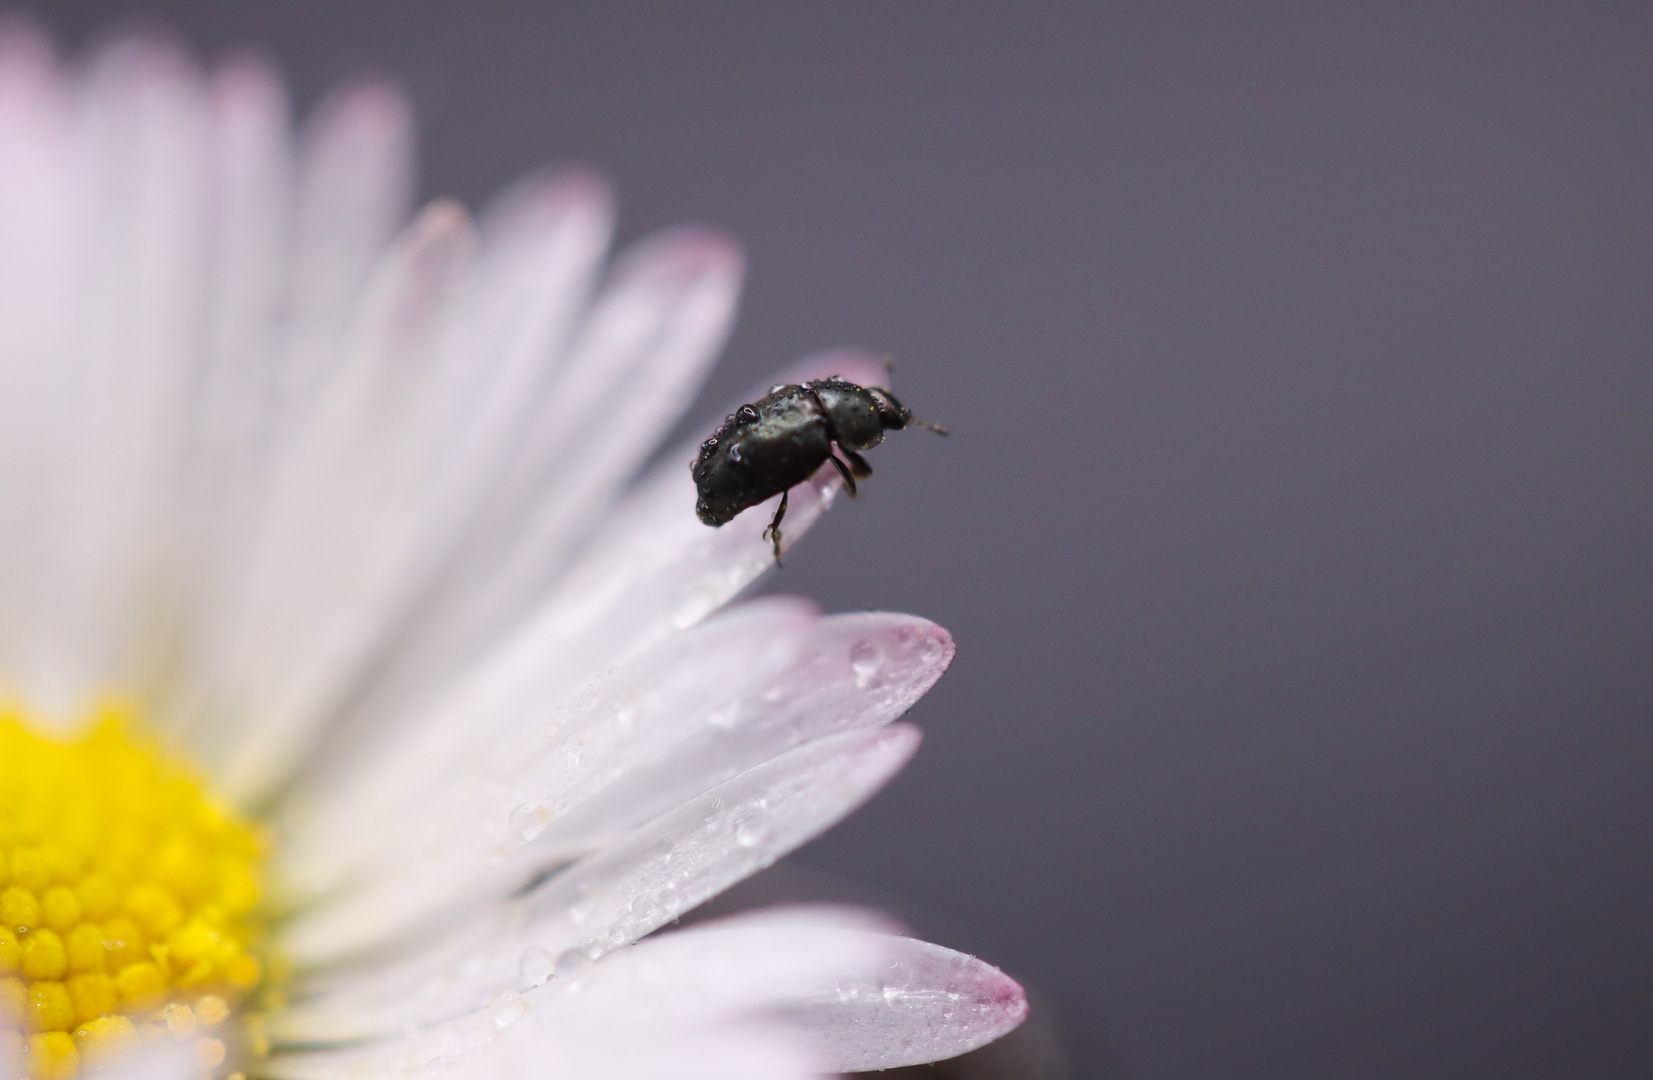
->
692, 376, 946, 560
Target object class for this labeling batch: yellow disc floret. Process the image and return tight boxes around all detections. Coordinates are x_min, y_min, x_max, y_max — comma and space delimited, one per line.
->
0, 704, 265, 1079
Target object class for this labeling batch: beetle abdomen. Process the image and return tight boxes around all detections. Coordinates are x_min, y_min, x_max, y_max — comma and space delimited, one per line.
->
692, 386, 831, 525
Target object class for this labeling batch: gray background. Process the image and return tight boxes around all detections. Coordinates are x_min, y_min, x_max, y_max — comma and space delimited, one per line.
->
26, 2, 1653, 1077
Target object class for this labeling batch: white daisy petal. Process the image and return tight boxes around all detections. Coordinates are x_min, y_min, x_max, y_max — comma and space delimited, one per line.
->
175, 57, 294, 632
411, 169, 616, 554
282, 604, 947, 921
0, 25, 78, 696
274, 724, 920, 1039
266, 1023, 823, 1080
270, 917, 1021, 1079
692, 903, 911, 936
268, 170, 619, 787
279, 80, 414, 410
530, 610, 955, 859
763, 932, 1030, 1072
267, 919, 880, 1078
276, 595, 821, 901
190, 199, 477, 800
24, 39, 212, 717
361, 225, 746, 725
433, 1026, 827, 1080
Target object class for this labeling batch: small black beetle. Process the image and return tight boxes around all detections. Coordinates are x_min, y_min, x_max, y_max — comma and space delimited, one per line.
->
692, 376, 946, 561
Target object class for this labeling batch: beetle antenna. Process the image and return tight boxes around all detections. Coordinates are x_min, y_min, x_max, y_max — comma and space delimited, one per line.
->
910, 417, 949, 436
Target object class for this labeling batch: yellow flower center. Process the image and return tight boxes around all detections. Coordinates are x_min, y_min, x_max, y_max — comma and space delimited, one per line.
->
0, 705, 266, 1080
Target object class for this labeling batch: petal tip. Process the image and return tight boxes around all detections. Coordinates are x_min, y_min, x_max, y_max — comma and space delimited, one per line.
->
314, 77, 413, 140
638, 224, 744, 279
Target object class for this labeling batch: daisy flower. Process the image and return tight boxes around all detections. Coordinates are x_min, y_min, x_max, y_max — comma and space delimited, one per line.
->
0, 24, 1026, 1080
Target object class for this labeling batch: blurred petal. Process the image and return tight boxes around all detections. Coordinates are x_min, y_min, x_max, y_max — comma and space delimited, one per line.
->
276, 725, 922, 1035
362, 225, 746, 723
271, 918, 1020, 1078
279, 81, 414, 406
187, 200, 476, 800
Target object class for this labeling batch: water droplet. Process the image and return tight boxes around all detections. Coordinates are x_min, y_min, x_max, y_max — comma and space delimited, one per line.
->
568, 881, 600, 925
703, 701, 741, 729
488, 991, 528, 1029
728, 443, 744, 462
671, 582, 722, 630
508, 803, 549, 843
849, 640, 885, 689
732, 809, 766, 848
880, 957, 915, 991
518, 947, 554, 988
654, 836, 675, 857
554, 948, 594, 983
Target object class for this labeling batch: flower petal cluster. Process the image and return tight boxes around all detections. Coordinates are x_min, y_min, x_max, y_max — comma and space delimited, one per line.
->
0, 24, 1024, 1080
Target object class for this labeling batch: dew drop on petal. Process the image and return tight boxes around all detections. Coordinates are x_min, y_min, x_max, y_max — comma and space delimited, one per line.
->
554, 948, 594, 983
518, 947, 555, 987
509, 803, 549, 842
568, 881, 600, 925
880, 956, 916, 995
488, 991, 529, 1030
732, 808, 766, 848
849, 639, 885, 688
703, 701, 741, 729
672, 582, 722, 630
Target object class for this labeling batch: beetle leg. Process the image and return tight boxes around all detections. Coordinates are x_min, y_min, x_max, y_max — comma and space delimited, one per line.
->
763, 489, 789, 563
842, 449, 873, 480
826, 451, 859, 496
